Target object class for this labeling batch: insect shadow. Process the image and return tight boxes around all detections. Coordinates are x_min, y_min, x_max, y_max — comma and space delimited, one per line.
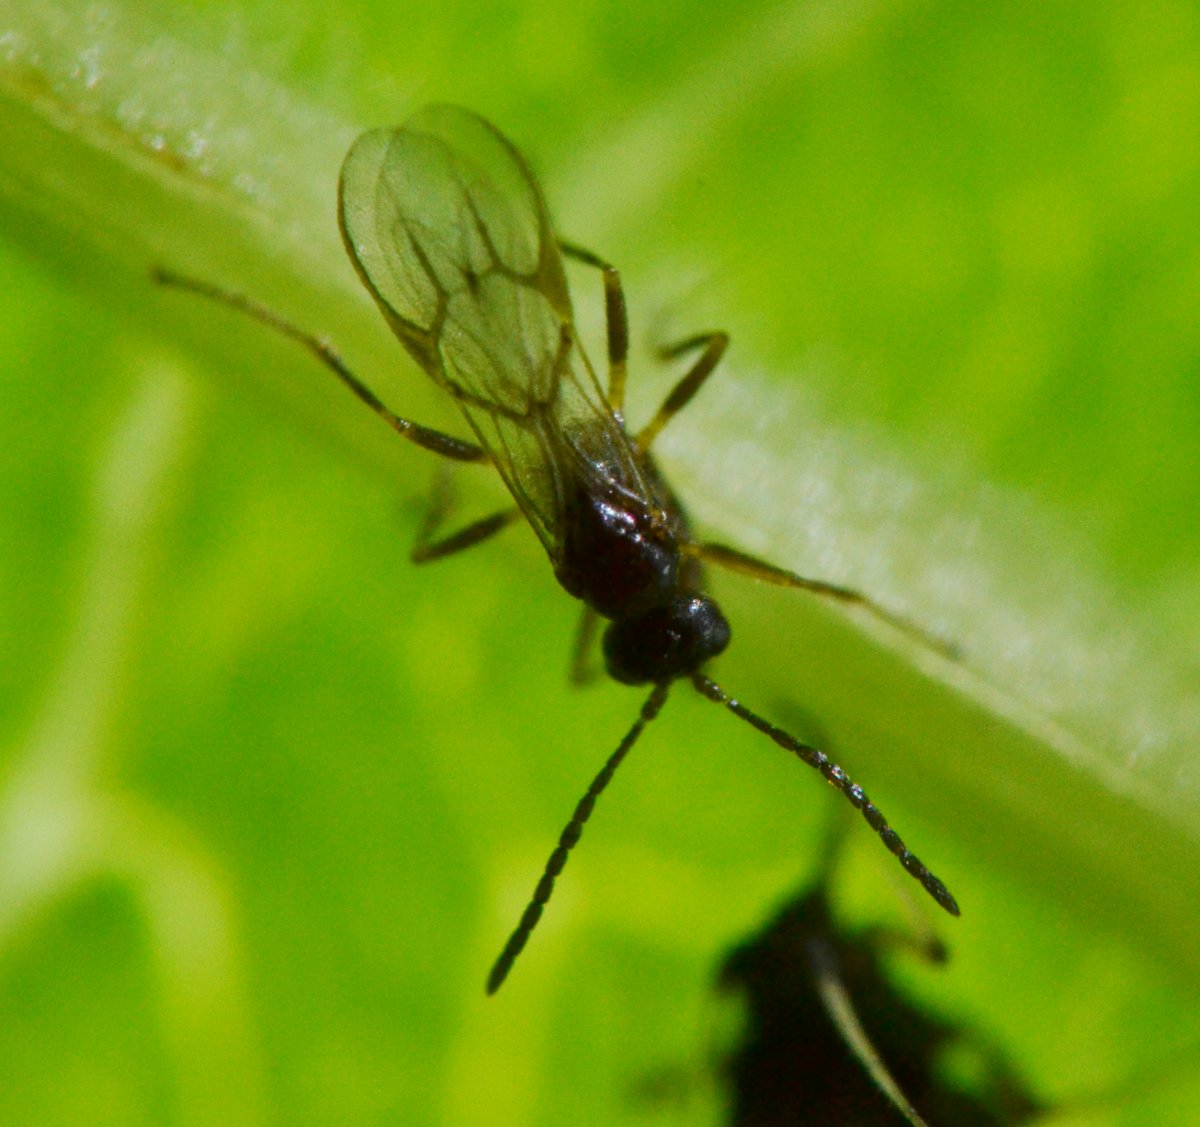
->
155, 104, 959, 995
717, 817, 1041, 1127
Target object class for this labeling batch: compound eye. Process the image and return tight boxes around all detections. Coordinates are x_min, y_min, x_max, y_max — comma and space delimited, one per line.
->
603, 594, 731, 685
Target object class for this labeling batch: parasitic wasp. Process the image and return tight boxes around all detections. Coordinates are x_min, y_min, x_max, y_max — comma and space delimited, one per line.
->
156, 104, 959, 995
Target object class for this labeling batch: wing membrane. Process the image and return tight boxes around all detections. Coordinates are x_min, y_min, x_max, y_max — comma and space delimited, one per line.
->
338, 105, 641, 553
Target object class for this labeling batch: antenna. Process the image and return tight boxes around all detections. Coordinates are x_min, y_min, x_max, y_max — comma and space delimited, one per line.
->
690, 673, 959, 917
487, 681, 670, 994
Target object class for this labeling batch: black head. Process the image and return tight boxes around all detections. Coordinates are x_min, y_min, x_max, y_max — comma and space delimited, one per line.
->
602, 593, 731, 685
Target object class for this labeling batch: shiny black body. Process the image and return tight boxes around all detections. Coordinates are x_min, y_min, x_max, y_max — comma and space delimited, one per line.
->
553, 454, 731, 685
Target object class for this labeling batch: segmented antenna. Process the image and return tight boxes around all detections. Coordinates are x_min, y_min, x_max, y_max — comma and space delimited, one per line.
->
690, 673, 959, 917
487, 681, 670, 994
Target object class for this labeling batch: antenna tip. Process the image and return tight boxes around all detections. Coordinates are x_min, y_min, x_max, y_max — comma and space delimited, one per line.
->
931, 879, 961, 917
485, 958, 510, 995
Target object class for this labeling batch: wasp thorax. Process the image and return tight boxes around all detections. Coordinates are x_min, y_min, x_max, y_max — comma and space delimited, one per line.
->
554, 485, 680, 619
603, 593, 731, 685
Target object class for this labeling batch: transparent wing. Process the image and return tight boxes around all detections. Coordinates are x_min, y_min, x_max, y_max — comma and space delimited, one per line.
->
338, 105, 642, 555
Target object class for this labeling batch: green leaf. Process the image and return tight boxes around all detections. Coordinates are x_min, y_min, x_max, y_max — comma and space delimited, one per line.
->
1, 1, 1197, 1124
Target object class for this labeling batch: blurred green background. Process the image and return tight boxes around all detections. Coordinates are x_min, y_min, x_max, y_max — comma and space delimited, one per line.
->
2, 1, 1199, 1124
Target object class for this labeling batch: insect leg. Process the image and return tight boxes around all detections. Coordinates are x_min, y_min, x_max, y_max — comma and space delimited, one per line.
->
695, 542, 960, 660
690, 673, 959, 918
486, 681, 670, 994
407, 464, 521, 563
411, 509, 522, 563
635, 331, 729, 453
153, 269, 487, 464
568, 607, 600, 685
558, 242, 629, 413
